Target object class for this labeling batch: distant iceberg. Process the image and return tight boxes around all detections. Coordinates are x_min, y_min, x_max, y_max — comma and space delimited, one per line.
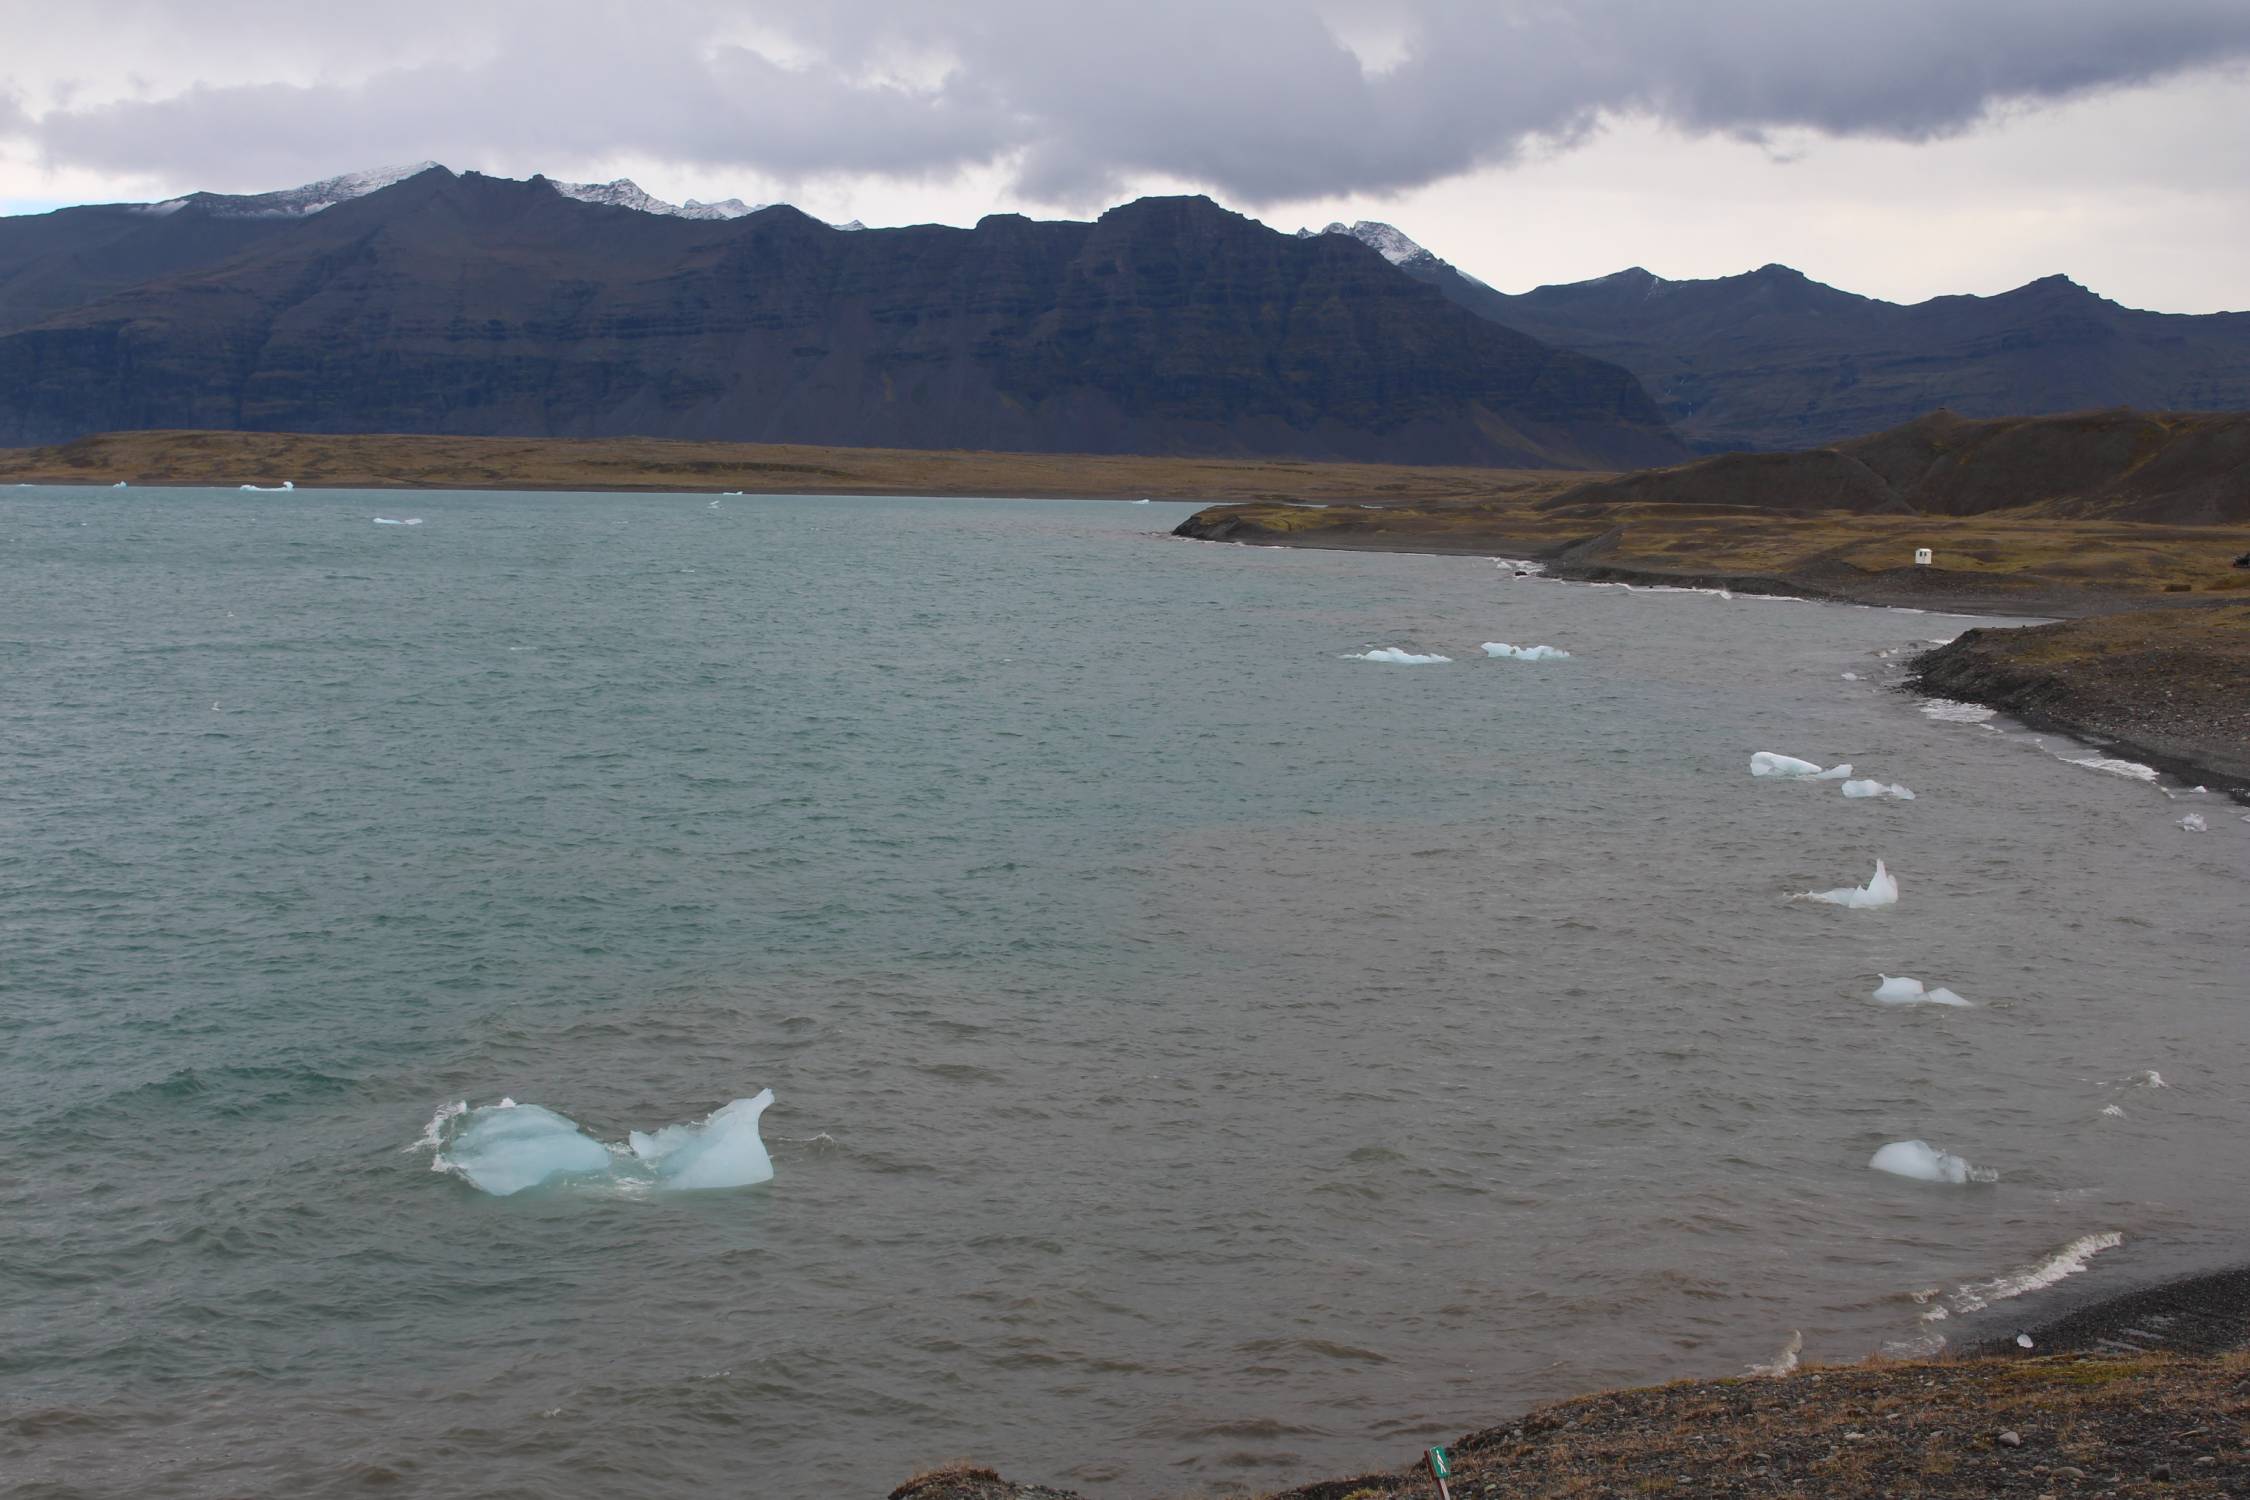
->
1797, 859, 1898, 908
1344, 647, 1451, 665
1870, 1139, 1996, 1184
240, 481, 294, 492
373, 517, 423, 526
1752, 751, 1851, 779
1481, 642, 1570, 661
1840, 779, 1915, 800
1873, 975, 1969, 1006
431, 1092, 777, 1196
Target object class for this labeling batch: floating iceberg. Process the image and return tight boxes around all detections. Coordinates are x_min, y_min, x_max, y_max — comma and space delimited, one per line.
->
372, 517, 423, 526
1870, 1140, 1996, 1184
1840, 779, 1916, 800
432, 1092, 777, 1196
1797, 859, 1898, 908
1344, 647, 1451, 665
628, 1089, 776, 1190
2178, 813, 2208, 833
1481, 642, 1570, 661
1872, 975, 1969, 1006
439, 1103, 614, 1196
240, 481, 294, 492
1751, 752, 1852, 779
1132, 497, 1152, 504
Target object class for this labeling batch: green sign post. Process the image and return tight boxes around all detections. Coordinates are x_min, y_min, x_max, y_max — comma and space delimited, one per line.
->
1426, 1446, 1453, 1500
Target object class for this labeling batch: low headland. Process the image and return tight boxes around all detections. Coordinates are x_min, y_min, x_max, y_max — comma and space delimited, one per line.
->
1172, 409, 2250, 793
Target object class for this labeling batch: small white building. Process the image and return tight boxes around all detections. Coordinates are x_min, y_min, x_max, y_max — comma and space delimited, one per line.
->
1914, 547, 1933, 566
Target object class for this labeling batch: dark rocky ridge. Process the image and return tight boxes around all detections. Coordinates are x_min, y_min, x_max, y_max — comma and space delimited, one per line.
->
1386, 248, 2250, 453
1543, 408, 2250, 525
0, 169, 1683, 468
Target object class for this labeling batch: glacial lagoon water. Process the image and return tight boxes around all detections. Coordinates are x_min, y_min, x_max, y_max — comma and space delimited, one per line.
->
2, 488, 2245, 1498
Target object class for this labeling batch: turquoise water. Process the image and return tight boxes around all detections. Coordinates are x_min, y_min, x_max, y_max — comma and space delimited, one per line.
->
2, 489, 2245, 1498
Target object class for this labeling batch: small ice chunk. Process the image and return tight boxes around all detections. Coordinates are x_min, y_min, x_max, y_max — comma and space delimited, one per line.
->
1841, 671, 1859, 681
1799, 859, 1898, 908
2135, 1070, 2166, 1089
2178, 812, 2208, 833
1750, 751, 1853, 778
2016, 1332, 2035, 1348
1344, 647, 1451, 665
443, 1103, 613, 1196
629, 1090, 776, 1190
1871, 975, 1970, 1006
1840, 779, 1916, 800
1869, 1140, 1995, 1184
1481, 642, 1570, 661
373, 516, 424, 526
239, 481, 295, 492
2100, 1104, 2126, 1118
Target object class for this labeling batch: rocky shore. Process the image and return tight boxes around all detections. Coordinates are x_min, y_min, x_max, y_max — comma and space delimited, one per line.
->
1908, 606, 2250, 792
888, 1348, 2250, 1499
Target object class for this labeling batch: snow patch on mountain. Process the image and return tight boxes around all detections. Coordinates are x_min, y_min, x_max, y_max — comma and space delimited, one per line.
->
1295, 220, 1489, 288
556, 178, 770, 220
155, 163, 444, 219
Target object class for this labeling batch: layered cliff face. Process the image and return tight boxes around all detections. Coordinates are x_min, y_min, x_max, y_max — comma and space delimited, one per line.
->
1369, 239, 2250, 453
0, 170, 1683, 468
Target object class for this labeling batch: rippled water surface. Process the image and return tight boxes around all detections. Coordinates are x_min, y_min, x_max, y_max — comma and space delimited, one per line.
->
3, 488, 2245, 1498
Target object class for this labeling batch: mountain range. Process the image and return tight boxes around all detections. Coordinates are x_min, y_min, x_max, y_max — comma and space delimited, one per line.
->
0, 166, 1678, 468
1335, 224, 2250, 453
6, 163, 2249, 466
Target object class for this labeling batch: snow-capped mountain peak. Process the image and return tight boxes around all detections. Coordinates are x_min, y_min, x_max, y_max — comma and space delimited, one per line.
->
147, 162, 445, 219
555, 178, 772, 221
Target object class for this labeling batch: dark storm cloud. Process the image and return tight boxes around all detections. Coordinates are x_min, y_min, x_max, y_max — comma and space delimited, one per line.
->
5, 0, 2249, 201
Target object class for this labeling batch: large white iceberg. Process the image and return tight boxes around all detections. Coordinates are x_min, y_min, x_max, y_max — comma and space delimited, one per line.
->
433, 1092, 777, 1196
1869, 1140, 1996, 1184
1797, 859, 1898, 908
1481, 642, 1570, 661
1344, 647, 1451, 665
1872, 975, 1969, 1006
1752, 752, 1852, 779
1840, 779, 1916, 800
440, 1103, 614, 1196
629, 1089, 776, 1190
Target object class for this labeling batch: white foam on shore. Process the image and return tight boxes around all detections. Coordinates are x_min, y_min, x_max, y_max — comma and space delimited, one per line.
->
2065, 754, 2159, 782
1746, 1330, 1802, 1377
1919, 699, 1996, 723
1947, 1232, 2124, 1315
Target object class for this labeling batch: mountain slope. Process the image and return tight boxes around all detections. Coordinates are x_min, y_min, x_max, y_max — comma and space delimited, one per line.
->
1334, 225, 2250, 452
0, 170, 1682, 466
1544, 407, 2250, 525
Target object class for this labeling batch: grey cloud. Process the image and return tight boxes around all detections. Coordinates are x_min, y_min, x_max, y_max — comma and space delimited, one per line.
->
8, 0, 2250, 204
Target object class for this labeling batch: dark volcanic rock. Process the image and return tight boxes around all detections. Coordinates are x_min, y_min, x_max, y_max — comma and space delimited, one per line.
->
1383, 251, 2250, 453
0, 170, 1682, 468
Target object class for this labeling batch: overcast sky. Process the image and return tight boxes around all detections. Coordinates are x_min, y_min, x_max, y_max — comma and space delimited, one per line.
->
3, 0, 2248, 311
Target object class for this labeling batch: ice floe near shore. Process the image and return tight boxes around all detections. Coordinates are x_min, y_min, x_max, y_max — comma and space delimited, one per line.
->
1344, 647, 1451, 665
1481, 642, 1570, 661
1841, 779, 1916, 800
1797, 859, 1898, 908
1870, 1140, 1995, 1184
1872, 975, 1969, 1006
2178, 812, 2209, 833
1751, 752, 1852, 779
426, 1092, 777, 1196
